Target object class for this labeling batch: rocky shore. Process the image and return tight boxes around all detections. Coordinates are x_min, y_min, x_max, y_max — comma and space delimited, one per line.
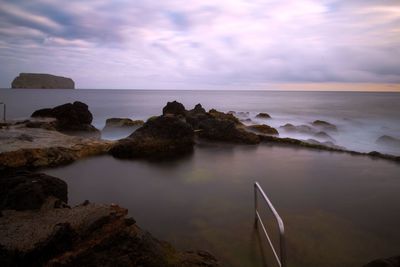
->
1, 100, 399, 267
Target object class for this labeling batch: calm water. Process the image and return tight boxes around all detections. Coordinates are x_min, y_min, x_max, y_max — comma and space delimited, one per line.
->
2, 89, 400, 266
1, 89, 400, 154
43, 143, 400, 267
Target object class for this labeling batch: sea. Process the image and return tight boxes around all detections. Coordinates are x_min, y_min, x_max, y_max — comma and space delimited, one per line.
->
1, 89, 400, 267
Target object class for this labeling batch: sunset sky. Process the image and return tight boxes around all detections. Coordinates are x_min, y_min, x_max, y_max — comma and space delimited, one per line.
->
0, 0, 399, 90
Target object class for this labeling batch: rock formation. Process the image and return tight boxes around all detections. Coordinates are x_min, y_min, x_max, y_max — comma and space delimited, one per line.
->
11, 73, 75, 89
0, 172, 219, 267
104, 118, 144, 128
246, 124, 279, 135
312, 120, 337, 131
376, 135, 400, 147
255, 112, 271, 119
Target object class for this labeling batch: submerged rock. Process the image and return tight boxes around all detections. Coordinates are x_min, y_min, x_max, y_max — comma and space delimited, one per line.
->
162, 100, 187, 116
313, 131, 335, 142
11, 73, 75, 89
312, 120, 337, 131
0, 171, 67, 211
376, 135, 400, 147
198, 118, 260, 144
104, 118, 144, 128
255, 112, 271, 119
31, 101, 99, 134
110, 115, 194, 159
246, 124, 279, 135
279, 123, 316, 135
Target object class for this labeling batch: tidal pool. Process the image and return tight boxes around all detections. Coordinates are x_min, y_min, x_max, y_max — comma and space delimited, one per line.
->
43, 143, 400, 267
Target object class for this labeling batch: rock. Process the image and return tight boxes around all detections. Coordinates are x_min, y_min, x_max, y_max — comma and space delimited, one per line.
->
0, 123, 114, 169
313, 131, 335, 142
11, 73, 75, 89
305, 139, 343, 150
209, 109, 241, 124
240, 118, 252, 123
312, 120, 337, 131
31, 102, 99, 134
104, 118, 144, 128
246, 124, 279, 135
110, 115, 194, 159
186, 104, 211, 130
191, 104, 206, 114
198, 118, 260, 144
376, 135, 400, 147
0, 171, 67, 211
255, 112, 271, 119
363, 255, 400, 267
162, 100, 187, 116
279, 123, 316, 135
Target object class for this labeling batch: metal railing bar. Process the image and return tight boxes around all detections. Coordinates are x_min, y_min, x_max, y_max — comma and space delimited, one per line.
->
254, 181, 286, 267
256, 210, 282, 266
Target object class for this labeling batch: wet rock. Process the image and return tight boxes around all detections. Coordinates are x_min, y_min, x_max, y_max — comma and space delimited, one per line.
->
376, 135, 400, 147
255, 112, 271, 119
110, 115, 194, 159
11, 73, 75, 89
162, 100, 187, 116
25, 120, 57, 131
312, 120, 337, 131
314, 131, 335, 142
240, 118, 252, 123
246, 124, 279, 135
0, 171, 67, 211
186, 104, 211, 130
209, 109, 241, 124
305, 139, 343, 150
31, 102, 99, 134
191, 104, 206, 114
198, 118, 260, 144
280, 123, 316, 134
363, 255, 400, 267
103, 118, 144, 131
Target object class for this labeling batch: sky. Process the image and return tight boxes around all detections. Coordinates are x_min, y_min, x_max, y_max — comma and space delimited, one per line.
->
0, 0, 400, 90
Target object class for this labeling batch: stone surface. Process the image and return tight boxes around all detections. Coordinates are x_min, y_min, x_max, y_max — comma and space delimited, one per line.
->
246, 124, 279, 135
104, 118, 144, 128
162, 101, 187, 116
110, 115, 194, 159
255, 112, 271, 119
198, 118, 260, 144
0, 171, 67, 211
31, 101, 98, 134
363, 255, 400, 267
208, 109, 241, 125
11, 73, 74, 89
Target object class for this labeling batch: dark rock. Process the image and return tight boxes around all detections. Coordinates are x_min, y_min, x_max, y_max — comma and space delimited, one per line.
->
191, 104, 206, 114
162, 101, 186, 116
363, 255, 400, 267
110, 115, 194, 159
280, 123, 316, 134
314, 131, 335, 142
198, 118, 260, 144
255, 112, 271, 119
246, 124, 279, 135
209, 109, 241, 124
105, 118, 144, 128
31, 101, 98, 134
312, 120, 337, 131
376, 135, 400, 147
25, 120, 57, 131
11, 73, 75, 89
0, 171, 67, 211
186, 104, 211, 130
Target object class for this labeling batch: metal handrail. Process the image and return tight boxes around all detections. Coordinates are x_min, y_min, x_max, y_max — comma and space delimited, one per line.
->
254, 182, 286, 267
0, 102, 5, 122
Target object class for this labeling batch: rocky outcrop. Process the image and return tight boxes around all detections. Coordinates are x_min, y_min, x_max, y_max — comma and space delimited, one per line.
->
363, 255, 400, 267
376, 135, 400, 147
110, 115, 195, 159
279, 123, 316, 135
104, 118, 144, 128
313, 131, 335, 142
0, 172, 218, 267
0, 122, 114, 170
198, 118, 260, 144
31, 101, 99, 135
246, 124, 279, 135
208, 109, 241, 124
162, 100, 187, 116
0, 171, 67, 211
11, 73, 75, 89
255, 112, 271, 119
312, 120, 337, 131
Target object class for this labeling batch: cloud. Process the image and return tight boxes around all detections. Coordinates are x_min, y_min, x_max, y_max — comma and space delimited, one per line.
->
0, 0, 399, 89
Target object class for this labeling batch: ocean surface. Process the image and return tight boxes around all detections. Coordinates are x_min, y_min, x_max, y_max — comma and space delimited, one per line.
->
1, 89, 400, 266
1, 89, 399, 155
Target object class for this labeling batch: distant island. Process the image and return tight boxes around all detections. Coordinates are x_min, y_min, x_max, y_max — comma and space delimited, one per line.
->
11, 73, 75, 89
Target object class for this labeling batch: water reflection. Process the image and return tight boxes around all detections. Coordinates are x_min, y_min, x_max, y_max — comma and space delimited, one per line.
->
43, 144, 400, 267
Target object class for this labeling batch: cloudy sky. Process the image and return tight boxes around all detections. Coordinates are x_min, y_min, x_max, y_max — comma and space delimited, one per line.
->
0, 0, 399, 90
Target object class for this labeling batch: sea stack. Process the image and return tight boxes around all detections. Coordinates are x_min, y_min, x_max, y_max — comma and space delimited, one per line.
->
11, 73, 75, 89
